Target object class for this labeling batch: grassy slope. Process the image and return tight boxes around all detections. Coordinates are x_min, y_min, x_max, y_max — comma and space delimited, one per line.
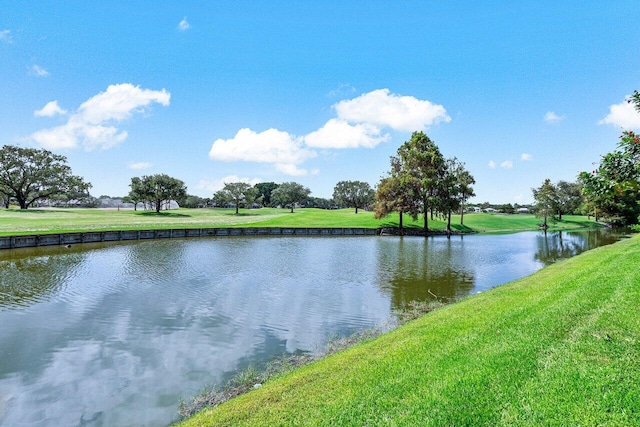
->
0, 207, 599, 236
179, 234, 640, 426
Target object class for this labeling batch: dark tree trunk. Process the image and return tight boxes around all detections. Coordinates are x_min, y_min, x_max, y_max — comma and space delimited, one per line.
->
398, 211, 404, 236
355, 206, 359, 214
447, 210, 452, 233
460, 202, 465, 225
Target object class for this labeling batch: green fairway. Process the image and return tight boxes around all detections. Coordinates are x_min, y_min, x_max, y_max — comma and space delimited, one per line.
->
0, 207, 600, 236
178, 234, 640, 426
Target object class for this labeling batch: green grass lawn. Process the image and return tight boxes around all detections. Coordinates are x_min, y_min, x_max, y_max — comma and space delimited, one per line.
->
0, 207, 601, 236
178, 234, 640, 426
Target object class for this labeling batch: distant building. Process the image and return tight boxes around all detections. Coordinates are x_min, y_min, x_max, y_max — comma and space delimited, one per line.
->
484, 208, 497, 213
517, 207, 529, 214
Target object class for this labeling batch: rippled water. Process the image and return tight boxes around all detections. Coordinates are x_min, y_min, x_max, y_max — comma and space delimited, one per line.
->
0, 229, 624, 426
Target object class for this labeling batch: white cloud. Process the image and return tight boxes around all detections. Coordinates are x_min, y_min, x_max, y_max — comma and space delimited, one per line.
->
209, 128, 316, 176
178, 17, 190, 31
128, 161, 152, 170
488, 160, 496, 169
521, 153, 532, 161
599, 97, 640, 129
334, 88, 451, 132
208, 89, 449, 176
304, 119, 389, 149
501, 160, 513, 169
30, 83, 170, 150
29, 65, 50, 77
543, 111, 565, 123
197, 175, 261, 192
34, 100, 67, 117
0, 30, 12, 43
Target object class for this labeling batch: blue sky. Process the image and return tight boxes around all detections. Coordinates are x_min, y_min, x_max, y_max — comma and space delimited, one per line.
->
2, 1, 640, 204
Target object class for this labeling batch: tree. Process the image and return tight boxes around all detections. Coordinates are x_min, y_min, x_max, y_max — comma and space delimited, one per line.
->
212, 189, 231, 208
438, 158, 463, 233
374, 174, 415, 235
125, 177, 146, 211
396, 131, 446, 232
332, 180, 374, 214
130, 174, 187, 213
555, 180, 583, 220
0, 145, 92, 209
217, 182, 258, 214
532, 178, 558, 229
254, 182, 279, 207
578, 129, 640, 224
456, 166, 476, 225
271, 182, 310, 213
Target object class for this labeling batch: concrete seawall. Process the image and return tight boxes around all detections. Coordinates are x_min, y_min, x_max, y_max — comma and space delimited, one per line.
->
0, 227, 380, 250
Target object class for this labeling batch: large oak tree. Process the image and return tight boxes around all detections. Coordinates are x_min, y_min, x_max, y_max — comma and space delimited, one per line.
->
128, 174, 187, 213
333, 180, 374, 214
0, 145, 91, 209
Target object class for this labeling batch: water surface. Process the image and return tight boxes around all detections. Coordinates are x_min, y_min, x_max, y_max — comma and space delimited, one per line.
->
0, 229, 624, 426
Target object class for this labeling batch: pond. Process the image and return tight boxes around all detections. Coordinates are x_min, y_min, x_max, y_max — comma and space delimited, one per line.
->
0, 229, 625, 426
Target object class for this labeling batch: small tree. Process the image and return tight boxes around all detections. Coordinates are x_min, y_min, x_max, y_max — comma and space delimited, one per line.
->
437, 157, 463, 233
532, 178, 558, 229
332, 180, 374, 214
212, 189, 231, 208
456, 167, 476, 225
0, 145, 91, 209
271, 182, 310, 213
217, 182, 258, 214
555, 180, 583, 220
130, 174, 187, 213
125, 177, 145, 211
374, 156, 417, 235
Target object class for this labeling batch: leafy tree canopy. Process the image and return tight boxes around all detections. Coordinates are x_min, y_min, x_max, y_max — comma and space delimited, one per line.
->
0, 145, 91, 209
333, 180, 374, 214
271, 182, 310, 213
215, 182, 259, 214
129, 174, 187, 213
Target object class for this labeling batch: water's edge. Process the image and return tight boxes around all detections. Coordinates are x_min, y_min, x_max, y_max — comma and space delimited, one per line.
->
0, 227, 380, 250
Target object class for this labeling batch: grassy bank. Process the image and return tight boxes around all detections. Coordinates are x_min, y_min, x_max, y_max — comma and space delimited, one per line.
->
179, 234, 640, 426
0, 207, 600, 236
